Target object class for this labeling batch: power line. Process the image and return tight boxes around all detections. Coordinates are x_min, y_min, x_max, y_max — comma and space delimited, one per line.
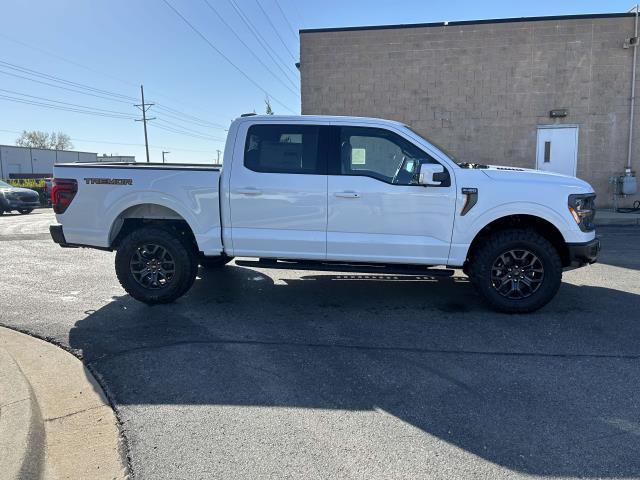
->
201, 0, 299, 93
161, 0, 297, 114
0, 87, 227, 145
0, 32, 230, 124
0, 68, 133, 105
150, 123, 223, 142
155, 118, 225, 140
153, 104, 227, 129
0, 65, 230, 131
227, 0, 299, 79
0, 60, 137, 101
0, 56, 229, 130
0, 128, 220, 153
0, 62, 229, 131
254, 0, 297, 60
0, 94, 136, 119
0, 88, 135, 116
273, 0, 299, 41
0, 32, 139, 90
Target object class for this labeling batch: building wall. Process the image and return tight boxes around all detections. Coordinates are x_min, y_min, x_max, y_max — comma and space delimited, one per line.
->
300, 14, 640, 207
0, 146, 135, 178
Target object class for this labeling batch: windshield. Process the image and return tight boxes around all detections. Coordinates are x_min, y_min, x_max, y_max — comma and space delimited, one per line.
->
0, 180, 12, 188
402, 124, 458, 163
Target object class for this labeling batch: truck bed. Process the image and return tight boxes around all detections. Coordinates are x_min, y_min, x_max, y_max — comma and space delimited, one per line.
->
53, 162, 223, 255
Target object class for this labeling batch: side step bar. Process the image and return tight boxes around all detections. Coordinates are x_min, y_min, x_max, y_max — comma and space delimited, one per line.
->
234, 259, 455, 277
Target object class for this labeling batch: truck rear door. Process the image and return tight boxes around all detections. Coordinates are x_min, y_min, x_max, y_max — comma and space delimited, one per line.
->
227, 122, 328, 259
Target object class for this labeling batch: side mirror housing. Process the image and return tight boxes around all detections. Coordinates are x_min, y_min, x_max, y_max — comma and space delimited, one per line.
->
418, 163, 446, 186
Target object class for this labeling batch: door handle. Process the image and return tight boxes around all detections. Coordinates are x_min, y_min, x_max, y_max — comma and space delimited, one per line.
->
236, 188, 262, 196
334, 191, 360, 198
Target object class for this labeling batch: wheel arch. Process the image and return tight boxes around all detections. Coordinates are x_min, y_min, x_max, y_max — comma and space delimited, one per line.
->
465, 214, 571, 269
108, 203, 198, 252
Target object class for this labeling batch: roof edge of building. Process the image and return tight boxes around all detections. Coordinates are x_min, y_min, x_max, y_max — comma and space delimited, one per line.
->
299, 12, 634, 34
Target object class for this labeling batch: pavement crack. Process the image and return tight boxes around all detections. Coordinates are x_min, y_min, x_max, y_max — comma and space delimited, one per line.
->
0, 397, 31, 409
44, 404, 105, 422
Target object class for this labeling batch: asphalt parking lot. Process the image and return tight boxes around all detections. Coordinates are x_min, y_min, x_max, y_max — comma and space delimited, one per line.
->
1, 209, 640, 479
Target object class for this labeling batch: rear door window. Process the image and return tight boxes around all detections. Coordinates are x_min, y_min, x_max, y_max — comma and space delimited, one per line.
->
244, 124, 323, 174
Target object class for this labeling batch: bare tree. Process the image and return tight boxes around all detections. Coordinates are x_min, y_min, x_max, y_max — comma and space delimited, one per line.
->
15, 130, 74, 150
51, 132, 73, 150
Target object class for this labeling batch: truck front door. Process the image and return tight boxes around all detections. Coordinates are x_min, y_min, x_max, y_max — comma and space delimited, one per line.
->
327, 125, 456, 265
228, 123, 328, 259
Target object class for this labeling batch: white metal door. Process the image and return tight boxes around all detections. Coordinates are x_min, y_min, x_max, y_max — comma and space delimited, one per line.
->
327, 125, 456, 265
536, 126, 578, 177
228, 123, 327, 260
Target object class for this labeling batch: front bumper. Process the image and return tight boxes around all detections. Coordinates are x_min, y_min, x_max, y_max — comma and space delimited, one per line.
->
567, 238, 600, 267
3, 198, 40, 210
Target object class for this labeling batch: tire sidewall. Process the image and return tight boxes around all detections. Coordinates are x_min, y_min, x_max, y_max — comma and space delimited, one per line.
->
115, 228, 195, 304
471, 231, 562, 313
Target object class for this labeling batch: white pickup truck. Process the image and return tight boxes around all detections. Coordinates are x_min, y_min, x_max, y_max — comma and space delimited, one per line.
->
50, 115, 599, 313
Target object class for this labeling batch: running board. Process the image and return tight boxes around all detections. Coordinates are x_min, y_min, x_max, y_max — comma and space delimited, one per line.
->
234, 259, 455, 277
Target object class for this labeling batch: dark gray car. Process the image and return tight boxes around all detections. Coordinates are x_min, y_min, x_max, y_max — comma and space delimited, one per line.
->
0, 180, 41, 215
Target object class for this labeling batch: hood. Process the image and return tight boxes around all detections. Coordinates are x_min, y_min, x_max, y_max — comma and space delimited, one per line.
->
479, 165, 594, 193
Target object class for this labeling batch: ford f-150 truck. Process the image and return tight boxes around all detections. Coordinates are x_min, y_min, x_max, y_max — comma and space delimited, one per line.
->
49, 115, 599, 313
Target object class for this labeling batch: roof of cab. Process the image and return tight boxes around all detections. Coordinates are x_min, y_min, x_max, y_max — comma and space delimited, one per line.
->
233, 114, 406, 128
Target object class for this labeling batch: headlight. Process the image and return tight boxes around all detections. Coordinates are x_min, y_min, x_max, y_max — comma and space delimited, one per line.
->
568, 193, 596, 231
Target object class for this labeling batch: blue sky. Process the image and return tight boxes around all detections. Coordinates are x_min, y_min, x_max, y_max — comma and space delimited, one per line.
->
0, 0, 633, 163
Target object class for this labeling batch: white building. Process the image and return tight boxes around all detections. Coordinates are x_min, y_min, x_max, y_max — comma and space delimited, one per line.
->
0, 145, 134, 178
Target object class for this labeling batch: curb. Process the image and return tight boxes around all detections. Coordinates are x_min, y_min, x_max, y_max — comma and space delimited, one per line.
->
0, 327, 127, 480
0, 348, 45, 480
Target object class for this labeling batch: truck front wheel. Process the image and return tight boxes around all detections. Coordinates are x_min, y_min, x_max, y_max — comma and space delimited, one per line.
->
468, 229, 562, 313
115, 227, 197, 304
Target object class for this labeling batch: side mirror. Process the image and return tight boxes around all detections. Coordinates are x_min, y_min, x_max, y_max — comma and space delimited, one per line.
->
418, 163, 446, 186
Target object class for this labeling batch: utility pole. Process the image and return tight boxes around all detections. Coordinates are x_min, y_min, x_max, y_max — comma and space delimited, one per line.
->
216, 149, 221, 164
134, 85, 155, 163
162, 151, 170, 164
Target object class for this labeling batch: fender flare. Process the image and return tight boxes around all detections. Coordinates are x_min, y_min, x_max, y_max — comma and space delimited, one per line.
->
448, 202, 575, 266
104, 192, 202, 245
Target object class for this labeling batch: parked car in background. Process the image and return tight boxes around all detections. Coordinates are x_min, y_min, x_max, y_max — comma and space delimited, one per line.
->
0, 180, 41, 215
50, 115, 599, 313
43, 178, 53, 206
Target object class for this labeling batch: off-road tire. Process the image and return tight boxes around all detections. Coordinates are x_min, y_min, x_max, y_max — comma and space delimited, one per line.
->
200, 255, 234, 268
468, 229, 562, 313
115, 227, 197, 304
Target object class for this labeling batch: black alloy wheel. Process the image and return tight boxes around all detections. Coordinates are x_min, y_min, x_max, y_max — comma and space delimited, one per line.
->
490, 249, 544, 299
130, 243, 176, 290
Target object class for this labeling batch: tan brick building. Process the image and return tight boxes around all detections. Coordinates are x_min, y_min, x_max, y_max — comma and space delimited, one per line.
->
300, 13, 640, 207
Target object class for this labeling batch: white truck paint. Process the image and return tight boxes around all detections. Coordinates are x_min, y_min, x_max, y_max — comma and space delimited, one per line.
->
50, 115, 599, 312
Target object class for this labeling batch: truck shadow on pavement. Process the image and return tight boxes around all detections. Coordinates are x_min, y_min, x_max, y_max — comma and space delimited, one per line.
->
69, 265, 640, 478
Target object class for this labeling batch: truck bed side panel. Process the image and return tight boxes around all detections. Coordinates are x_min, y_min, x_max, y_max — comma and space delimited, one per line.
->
53, 164, 223, 255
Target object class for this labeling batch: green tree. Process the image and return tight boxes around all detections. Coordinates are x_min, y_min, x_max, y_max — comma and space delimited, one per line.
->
265, 97, 274, 115
15, 130, 74, 150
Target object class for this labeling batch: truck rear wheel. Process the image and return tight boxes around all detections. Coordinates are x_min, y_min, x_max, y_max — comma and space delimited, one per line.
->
468, 229, 562, 313
115, 227, 197, 304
